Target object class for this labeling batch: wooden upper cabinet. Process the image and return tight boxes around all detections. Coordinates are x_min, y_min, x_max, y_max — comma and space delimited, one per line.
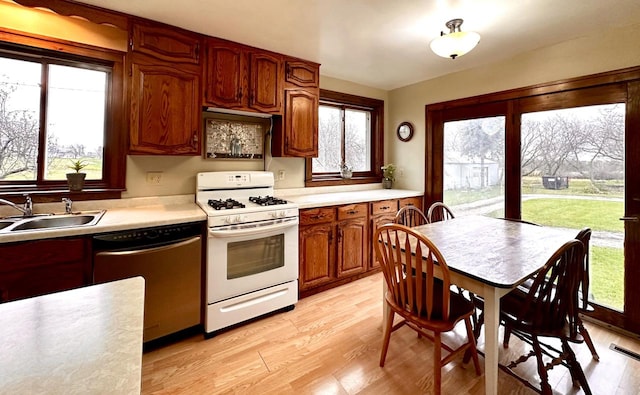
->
131, 21, 201, 64
204, 38, 282, 114
128, 19, 203, 155
249, 51, 282, 113
272, 88, 319, 157
130, 62, 201, 155
204, 40, 246, 109
285, 59, 319, 88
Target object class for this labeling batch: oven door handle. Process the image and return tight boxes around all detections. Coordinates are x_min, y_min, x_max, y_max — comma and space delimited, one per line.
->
209, 218, 298, 238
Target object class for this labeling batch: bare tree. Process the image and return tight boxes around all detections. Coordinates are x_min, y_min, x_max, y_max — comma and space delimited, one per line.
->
458, 118, 504, 188
0, 84, 39, 179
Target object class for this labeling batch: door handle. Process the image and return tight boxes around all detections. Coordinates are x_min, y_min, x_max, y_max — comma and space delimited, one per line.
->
620, 216, 639, 221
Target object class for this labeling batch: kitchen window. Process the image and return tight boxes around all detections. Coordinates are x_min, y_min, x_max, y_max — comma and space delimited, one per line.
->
305, 90, 384, 186
0, 34, 126, 200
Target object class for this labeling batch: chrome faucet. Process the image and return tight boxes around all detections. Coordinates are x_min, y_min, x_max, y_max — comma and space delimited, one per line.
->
0, 194, 33, 217
62, 197, 73, 214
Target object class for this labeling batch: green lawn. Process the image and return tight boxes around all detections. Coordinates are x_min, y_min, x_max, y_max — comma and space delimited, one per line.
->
488, 197, 625, 311
521, 198, 623, 233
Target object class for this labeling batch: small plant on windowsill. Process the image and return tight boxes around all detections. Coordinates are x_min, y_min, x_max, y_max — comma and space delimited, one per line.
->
381, 163, 396, 189
66, 160, 88, 192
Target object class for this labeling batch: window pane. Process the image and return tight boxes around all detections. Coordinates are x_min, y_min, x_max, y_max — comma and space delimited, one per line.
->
46, 64, 106, 180
313, 105, 341, 173
345, 109, 370, 171
443, 116, 506, 217
0, 57, 41, 181
521, 104, 625, 311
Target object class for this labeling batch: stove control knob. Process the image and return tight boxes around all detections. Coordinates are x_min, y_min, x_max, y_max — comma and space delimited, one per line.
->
235, 215, 246, 223
279, 211, 287, 218
270, 211, 279, 219
224, 216, 235, 224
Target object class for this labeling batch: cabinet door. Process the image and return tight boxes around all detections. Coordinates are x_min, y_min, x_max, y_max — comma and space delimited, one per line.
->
370, 213, 397, 270
132, 22, 201, 64
299, 223, 335, 291
249, 52, 282, 113
204, 40, 247, 108
277, 88, 318, 157
0, 237, 91, 302
285, 60, 319, 88
130, 62, 201, 155
336, 218, 368, 277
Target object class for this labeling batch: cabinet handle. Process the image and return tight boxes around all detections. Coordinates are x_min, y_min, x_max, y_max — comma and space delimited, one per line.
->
311, 214, 326, 220
195, 42, 200, 62
347, 210, 357, 215
381, 206, 390, 210
192, 132, 198, 147
285, 64, 291, 78
337, 228, 342, 242
129, 37, 134, 51
328, 230, 333, 243
238, 87, 243, 100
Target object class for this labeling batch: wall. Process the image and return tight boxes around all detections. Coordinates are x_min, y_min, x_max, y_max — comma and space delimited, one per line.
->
387, 22, 640, 192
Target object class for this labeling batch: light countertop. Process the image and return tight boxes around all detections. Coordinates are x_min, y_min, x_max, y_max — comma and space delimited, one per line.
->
0, 195, 206, 244
278, 188, 423, 209
0, 277, 145, 395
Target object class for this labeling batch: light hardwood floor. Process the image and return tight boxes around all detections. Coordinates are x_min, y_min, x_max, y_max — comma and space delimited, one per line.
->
142, 274, 640, 394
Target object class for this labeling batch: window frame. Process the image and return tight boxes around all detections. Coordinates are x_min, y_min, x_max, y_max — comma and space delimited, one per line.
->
0, 29, 126, 202
305, 89, 384, 186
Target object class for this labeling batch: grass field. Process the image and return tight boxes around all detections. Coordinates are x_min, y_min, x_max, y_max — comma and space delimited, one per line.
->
4, 157, 102, 180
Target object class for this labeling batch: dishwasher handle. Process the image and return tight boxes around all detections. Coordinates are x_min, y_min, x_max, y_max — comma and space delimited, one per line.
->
94, 236, 201, 256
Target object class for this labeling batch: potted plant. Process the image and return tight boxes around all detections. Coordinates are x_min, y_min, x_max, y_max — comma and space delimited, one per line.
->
381, 163, 396, 189
66, 160, 88, 191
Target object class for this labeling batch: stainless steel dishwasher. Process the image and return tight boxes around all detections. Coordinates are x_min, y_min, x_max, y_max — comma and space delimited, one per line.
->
93, 222, 203, 343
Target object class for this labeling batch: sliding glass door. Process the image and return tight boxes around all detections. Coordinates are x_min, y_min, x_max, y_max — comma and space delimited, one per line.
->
520, 104, 625, 312
426, 71, 640, 332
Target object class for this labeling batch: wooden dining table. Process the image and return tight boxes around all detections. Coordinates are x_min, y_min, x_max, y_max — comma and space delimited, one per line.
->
382, 215, 577, 395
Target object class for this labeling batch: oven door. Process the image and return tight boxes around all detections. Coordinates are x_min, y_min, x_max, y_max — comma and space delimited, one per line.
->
207, 217, 298, 303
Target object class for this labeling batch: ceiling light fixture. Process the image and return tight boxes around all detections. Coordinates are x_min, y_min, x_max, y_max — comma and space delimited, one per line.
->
430, 18, 480, 59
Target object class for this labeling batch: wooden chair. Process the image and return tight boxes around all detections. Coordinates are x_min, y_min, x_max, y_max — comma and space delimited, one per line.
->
374, 224, 481, 395
427, 202, 455, 223
502, 228, 599, 360
394, 205, 429, 227
500, 239, 592, 395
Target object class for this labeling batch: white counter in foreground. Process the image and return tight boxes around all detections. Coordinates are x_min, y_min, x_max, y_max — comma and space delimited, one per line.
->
0, 277, 145, 395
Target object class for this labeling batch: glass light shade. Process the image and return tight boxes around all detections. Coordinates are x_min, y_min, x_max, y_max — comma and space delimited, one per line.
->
430, 31, 481, 59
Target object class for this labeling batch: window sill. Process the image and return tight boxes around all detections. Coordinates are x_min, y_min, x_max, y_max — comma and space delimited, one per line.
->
0, 188, 124, 203
305, 175, 381, 188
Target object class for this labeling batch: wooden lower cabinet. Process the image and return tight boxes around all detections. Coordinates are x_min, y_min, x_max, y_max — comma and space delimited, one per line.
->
299, 197, 422, 297
0, 237, 91, 303
336, 204, 368, 277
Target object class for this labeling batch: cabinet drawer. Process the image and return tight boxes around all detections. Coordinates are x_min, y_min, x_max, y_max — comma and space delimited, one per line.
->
371, 200, 398, 216
399, 196, 422, 210
300, 208, 336, 225
0, 237, 88, 272
337, 203, 368, 220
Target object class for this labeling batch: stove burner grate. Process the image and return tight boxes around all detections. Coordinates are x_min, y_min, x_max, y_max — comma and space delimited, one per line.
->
249, 196, 288, 206
207, 198, 246, 210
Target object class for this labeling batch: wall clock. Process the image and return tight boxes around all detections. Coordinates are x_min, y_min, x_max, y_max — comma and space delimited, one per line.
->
397, 122, 414, 142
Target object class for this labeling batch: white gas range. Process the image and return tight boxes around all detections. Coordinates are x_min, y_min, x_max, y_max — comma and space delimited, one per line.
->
196, 171, 299, 336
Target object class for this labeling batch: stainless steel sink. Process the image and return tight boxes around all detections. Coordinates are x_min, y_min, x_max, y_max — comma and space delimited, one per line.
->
0, 210, 105, 233
0, 220, 18, 230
